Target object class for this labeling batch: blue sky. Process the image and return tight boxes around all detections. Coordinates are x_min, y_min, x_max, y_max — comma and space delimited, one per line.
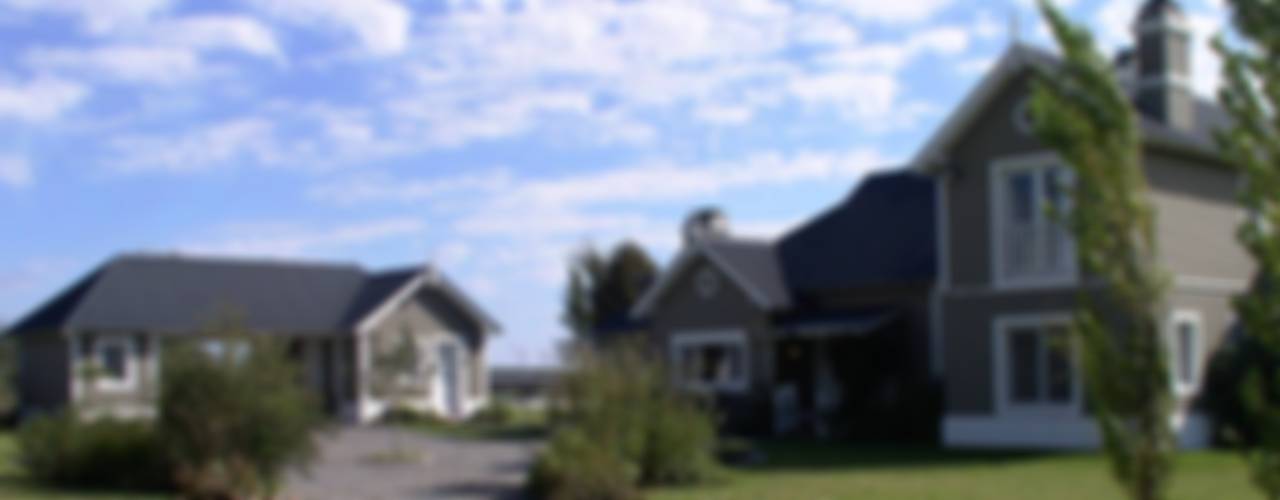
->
0, 0, 1228, 365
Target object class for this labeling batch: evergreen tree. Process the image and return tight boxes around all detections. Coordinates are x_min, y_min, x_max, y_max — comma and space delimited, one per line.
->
1030, 2, 1174, 499
1215, 1, 1280, 497
562, 242, 657, 344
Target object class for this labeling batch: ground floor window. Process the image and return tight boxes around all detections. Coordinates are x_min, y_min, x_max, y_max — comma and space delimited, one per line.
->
997, 315, 1077, 412
671, 331, 748, 393
93, 336, 137, 391
1169, 310, 1203, 395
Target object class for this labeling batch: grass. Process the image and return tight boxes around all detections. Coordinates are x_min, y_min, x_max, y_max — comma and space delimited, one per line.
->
652, 440, 1261, 500
0, 433, 167, 500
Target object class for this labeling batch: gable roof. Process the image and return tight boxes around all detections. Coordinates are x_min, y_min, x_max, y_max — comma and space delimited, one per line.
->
913, 43, 1231, 170
779, 170, 936, 297
7, 254, 499, 337
631, 237, 790, 318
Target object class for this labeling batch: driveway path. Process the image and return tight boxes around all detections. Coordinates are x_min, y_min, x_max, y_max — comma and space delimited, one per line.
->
286, 426, 540, 500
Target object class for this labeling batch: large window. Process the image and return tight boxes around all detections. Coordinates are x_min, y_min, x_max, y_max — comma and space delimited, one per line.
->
998, 316, 1077, 412
671, 331, 748, 393
1169, 311, 1203, 395
994, 156, 1074, 286
93, 336, 136, 392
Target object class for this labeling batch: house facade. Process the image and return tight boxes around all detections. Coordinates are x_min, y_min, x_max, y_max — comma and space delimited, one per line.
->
6, 254, 501, 423
633, 174, 938, 440
637, 0, 1249, 450
921, 1, 1245, 449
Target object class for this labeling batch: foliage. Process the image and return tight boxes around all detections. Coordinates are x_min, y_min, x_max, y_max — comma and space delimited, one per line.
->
1029, 2, 1174, 499
528, 343, 717, 498
17, 411, 171, 492
527, 428, 641, 500
0, 338, 15, 422
1202, 332, 1280, 446
1214, 1, 1280, 497
469, 399, 518, 426
381, 405, 447, 426
562, 242, 657, 344
158, 325, 323, 499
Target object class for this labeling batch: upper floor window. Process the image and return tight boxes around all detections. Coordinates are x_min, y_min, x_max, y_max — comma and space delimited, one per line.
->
993, 155, 1075, 287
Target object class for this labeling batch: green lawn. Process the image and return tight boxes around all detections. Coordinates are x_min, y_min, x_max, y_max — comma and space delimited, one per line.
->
652, 441, 1261, 500
0, 433, 166, 500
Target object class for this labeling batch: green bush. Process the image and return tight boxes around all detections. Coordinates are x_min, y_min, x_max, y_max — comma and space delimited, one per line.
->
470, 399, 518, 425
159, 328, 323, 499
528, 343, 717, 498
17, 411, 172, 491
381, 405, 447, 426
526, 428, 640, 500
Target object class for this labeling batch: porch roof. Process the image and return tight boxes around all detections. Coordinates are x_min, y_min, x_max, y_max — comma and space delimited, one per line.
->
774, 307, 897, 338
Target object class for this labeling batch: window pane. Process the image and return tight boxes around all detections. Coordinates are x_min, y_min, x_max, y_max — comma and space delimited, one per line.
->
101, 345, 127, 380
1177, 323, 1197, 385
1046, 327, 1073, 403
1005, 171, 1036, 278
1009, 329, 1041, 403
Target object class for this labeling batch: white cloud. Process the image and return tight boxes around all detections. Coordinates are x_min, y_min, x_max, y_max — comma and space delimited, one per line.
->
255, 0, 411, 56
309, 169, 513, 205
806, 0, 956, 24
109, 117, 275, 172
0, 75, 88, 122
24, 45, 203, 85
141, 15, 283, 61
0, 154, 33, 189
181, 217, 426, 257
2, 0, 168, 34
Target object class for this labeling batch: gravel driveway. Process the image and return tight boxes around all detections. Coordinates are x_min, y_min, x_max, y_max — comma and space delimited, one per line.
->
285, 426, 541, 500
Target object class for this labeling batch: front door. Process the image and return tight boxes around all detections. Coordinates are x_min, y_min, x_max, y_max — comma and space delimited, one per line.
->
438, 343, 463, 419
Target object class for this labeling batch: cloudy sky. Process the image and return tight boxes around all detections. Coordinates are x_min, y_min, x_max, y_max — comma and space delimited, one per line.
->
1, 0, 1228, 365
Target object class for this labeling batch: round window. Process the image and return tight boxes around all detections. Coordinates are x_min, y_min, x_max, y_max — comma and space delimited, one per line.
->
695, 269, 720, 298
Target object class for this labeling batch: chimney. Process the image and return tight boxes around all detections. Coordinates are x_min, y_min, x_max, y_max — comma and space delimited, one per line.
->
682, 207, 729, 245
1132, 0, 1195, 130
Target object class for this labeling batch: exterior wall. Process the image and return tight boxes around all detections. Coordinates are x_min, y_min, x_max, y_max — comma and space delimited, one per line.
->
936, 68, 1239, 449
16, 331, 70, 414
354, 291, 487, 423
647, 255, 774, 433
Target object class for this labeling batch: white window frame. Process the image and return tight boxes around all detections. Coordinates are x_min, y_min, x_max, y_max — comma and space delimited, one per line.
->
1168, 310, 1204, 396
670, 330, 750, 394
993, 313, 1083, 416
990, 153, 1078, 289
93, 335, 138, 393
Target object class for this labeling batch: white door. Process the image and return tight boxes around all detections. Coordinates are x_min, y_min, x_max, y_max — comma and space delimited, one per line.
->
438, 343, 463, 419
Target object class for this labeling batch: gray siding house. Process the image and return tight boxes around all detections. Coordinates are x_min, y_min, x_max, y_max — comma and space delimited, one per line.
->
921, 0, 1246, 449
6, 254, 501, 423
633, 173, 938, 440
638, 0, 1247, 450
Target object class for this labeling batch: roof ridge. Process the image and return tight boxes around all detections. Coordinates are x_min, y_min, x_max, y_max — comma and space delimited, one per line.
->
114, 251, 365, 271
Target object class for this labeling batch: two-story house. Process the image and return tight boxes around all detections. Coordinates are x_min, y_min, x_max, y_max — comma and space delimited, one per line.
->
922, 0, 1248, 449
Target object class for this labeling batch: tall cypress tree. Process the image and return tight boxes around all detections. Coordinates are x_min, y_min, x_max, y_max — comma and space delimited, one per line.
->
1215, 1, 1280, 497
1030, 2, 1174, 499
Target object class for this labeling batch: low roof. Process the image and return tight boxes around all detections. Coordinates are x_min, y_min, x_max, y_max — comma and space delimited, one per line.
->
779, 170, 936, 297
7, 254, 499, 336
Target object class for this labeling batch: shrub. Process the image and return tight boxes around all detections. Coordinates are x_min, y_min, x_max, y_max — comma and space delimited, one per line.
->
528, 342, 717, 498
526, 429, 640, 500
470, 399, 518, 425
381, 405, 446, 426
17, 411, 172, 491
159, 327, 323, 499
1204, 332, 1280, 446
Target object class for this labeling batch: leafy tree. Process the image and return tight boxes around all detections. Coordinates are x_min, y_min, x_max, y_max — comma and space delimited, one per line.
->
159, 322, 322, 499
1030, 2, 1175, 500
1215, 1, 1280, 497
562, 242, 657, 344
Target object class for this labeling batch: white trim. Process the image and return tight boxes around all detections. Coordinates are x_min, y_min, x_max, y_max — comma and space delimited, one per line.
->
1173, 274, 1247, 294
669, 330, 750, 394
1137, 75, 1192, 91
943, 412, 1211, 449
989, 152, 1078, 290
91, 335, 139, 393
992, 312, 1082, 417
1168, 309, 1204, 397
354, 272, 428, 336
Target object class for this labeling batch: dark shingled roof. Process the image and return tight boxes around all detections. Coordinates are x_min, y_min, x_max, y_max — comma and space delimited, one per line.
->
779, 170, 936, 296
1138, 0, 1185, 21
7, 254, 493, 336
702, 238, 790, 308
